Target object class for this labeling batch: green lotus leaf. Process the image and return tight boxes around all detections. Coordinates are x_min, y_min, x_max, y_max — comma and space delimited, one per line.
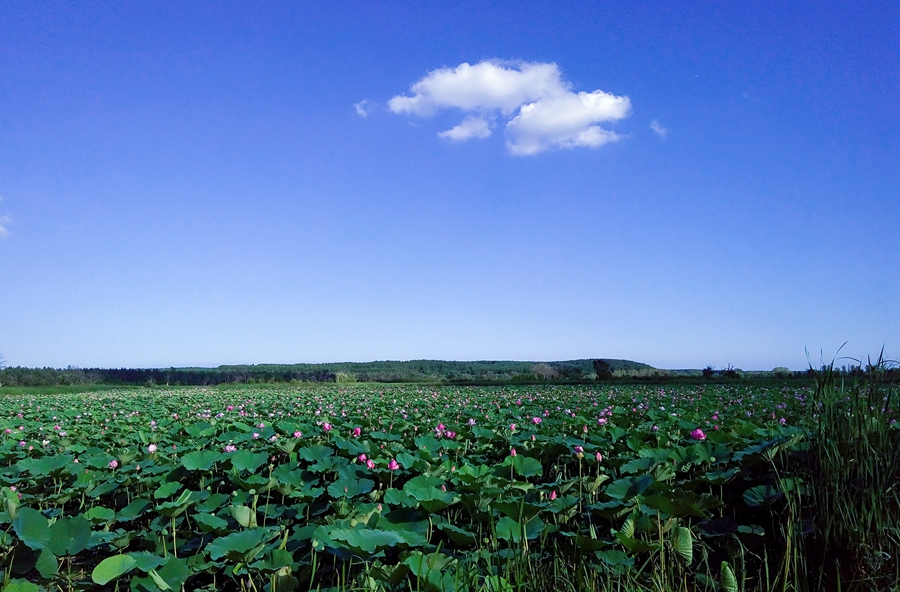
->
35, 548, 58, 578
12, 507, 51, 550
326, 526, 405, 553
154, 481, 181, 499
206, 527, 278, 561
230, 450, 269, 473
180, 450, 222, 471
295, 445, 333, 462
327, 477, 375, 499
194, 512, 229, 533
127, 551, 167, 573
742, 484, 782, 507
17, 454, 74, 476
85, 506, 115, 523
47, 515, 91, 556
3, 579, 41, 592
91, 554, 137, 585
511, 455, 543, 478
605, 474, 654, 501
117, 498, 152, 521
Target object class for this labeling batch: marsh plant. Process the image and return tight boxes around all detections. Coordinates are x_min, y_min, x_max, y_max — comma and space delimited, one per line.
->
804, 351, 900, 591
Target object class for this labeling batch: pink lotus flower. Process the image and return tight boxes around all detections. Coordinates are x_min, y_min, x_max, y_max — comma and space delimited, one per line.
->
366, 459, 375, 469
358, 454, 367, 462
445, 431, 456, 439
532, 417, 542, 425
252, 432, 260, 439
323, 423, 332, 432
549, 490, 557, 501
595, 452, 603, 462
690, 428, 706, 441
510, 448, 517, 457
147, 444, 157, 454
651, 425, 659, 432
293, 431, 303, 438
224, 444, 237, 452
388, 459, 400, 471
597, 417, 607, 425
352, 427, 361, 437
109, 460, 118, 469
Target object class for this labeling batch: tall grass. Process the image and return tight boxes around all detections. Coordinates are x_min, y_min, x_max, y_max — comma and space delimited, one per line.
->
805, 351, 900, 591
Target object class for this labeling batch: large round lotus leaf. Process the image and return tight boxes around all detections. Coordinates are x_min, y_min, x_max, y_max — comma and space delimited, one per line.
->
742, 484, 782, 507
326, 526, 405, 553
295, 445, 333, 462
605, 474, 654, 500
229, 504, 256, 528
511, 455, 543, 478
383, 488, 416, 508
91, 554, 137, 585
127, 551, 166, 573
673, 526, 693, 565
327, 477, 375, 499
154, 481, 181, 499
17, 455, 73, 476
12, 507, 51, 550
230, 450, 269, 473
394, 451, 419, 469
117, 498, 152, 521
495, 516, 544, 543
35, 549, 58, 578
3, 580, 41, 592
193, 512, 229, 533
85, 506, 115, 523
47, 515, 91, 556
435, 522, 477, 546
180, 450, 222, 471
206, 527, 277, 561
154, 557, 191, 590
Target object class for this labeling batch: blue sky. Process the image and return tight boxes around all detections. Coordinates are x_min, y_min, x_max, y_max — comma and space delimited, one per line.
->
1, 1, 897, 370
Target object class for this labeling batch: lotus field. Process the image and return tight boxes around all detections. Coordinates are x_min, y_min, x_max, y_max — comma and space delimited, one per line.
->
0, 383, 880, 591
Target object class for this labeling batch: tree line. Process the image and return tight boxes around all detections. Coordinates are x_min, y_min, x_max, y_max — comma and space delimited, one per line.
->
0, 358, 653, 387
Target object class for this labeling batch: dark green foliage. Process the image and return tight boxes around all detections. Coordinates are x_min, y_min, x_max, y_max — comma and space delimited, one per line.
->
0, 358, 654, 387
593, 359, 613, 380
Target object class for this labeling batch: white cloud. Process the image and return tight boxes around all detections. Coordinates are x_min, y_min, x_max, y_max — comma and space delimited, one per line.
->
388, 60, 630, 155
650, 120, 668, 138
354, 100, 370, 117
506, 91, 630, 155
0, 215, 10, 239
438, 116, 492, 141
389, 61, 564, 116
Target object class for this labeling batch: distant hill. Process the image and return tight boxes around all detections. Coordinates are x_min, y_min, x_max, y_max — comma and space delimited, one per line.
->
207, 358, 655, 383
0, 358, 655, 386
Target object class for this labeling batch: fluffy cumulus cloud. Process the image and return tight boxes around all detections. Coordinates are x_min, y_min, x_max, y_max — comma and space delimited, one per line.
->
437, 116, 492, 141
388, 60, 630, 155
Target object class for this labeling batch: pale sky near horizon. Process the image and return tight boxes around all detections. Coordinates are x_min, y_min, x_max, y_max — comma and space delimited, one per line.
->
1, 2, 897, 371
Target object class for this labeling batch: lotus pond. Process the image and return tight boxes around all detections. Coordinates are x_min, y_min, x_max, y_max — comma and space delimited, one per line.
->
0, 384, 815, 591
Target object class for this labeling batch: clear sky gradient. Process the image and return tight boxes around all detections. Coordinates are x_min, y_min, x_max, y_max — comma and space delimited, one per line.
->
1, 2, 897, 370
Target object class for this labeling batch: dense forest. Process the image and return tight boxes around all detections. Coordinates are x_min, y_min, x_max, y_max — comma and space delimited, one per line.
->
0, 358, 657, 387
